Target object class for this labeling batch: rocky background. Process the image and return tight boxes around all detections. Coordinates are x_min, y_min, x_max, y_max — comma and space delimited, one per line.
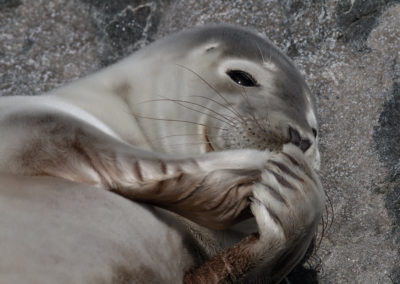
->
1, 0, 399, 283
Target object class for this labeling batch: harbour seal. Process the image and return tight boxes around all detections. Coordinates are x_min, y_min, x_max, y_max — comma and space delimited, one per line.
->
0, 25, 324, 283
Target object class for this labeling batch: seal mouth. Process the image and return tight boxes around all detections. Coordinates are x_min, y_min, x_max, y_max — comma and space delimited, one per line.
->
204, 128, 215, 152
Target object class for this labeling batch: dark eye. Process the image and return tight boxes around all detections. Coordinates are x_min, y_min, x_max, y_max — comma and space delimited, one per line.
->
312, 128, 317, 138
226, 70, 259, 87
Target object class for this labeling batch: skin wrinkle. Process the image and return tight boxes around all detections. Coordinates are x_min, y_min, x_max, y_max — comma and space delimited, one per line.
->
133, 160, 144, 182
265, 205, 284, 229
94, 152, 257, 229
280, 152, 316, 184
266, 168, 298, 192
167, 175, 199, 205
260, 182, 288, 205
159, 159, 168, 175
281, 152, 300, 167
70, 139, 107, 186
268, 160, 305, 183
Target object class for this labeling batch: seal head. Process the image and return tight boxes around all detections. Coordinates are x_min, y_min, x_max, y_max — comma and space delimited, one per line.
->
116, 25, 319, 169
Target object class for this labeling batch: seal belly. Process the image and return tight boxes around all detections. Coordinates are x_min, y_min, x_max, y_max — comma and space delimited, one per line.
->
0, 174, 195, 284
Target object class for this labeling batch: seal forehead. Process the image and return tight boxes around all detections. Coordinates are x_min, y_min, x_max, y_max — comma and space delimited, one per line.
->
185, 26, 291, 69
152, 25, 316, 128
185, 26, 311, 105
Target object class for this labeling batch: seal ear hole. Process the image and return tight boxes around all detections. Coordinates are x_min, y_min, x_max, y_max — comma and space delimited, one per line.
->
226, 70, 259, 87
312, 128, 317, 138
204, 43, 219, 52
205, 46, 216, 52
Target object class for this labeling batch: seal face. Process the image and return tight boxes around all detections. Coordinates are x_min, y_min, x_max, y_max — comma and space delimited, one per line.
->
126, 26, 320, 169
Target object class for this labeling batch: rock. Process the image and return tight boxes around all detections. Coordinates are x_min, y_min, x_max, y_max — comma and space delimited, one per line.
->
78, 0, 171, 66
0, 0, 399, 283
0, 0, 21, 10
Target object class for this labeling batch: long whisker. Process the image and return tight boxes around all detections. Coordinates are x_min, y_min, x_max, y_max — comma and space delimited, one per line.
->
149, 133, 228, 142
166, 98, 239, 126
138, 98, 237, 128
161, 141, 215, 148
255, 41, 266, 64
163, 100, 237, 128
314, 189, 334, 254
130, 112, 228, 131
187, 95, 243, 124
175, 64, 248, 124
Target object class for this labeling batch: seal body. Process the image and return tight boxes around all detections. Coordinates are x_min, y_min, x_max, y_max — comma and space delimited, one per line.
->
0, 25, 324, 283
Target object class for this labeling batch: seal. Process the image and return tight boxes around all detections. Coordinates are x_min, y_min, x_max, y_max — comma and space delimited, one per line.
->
0, 25, 324, 283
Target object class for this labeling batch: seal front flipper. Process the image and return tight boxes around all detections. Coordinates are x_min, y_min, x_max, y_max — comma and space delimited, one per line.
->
184, 144, 324, 283
2, 109, 271, 229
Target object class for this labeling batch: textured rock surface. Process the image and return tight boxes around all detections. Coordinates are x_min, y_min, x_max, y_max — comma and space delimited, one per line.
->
1, 0, 399, 283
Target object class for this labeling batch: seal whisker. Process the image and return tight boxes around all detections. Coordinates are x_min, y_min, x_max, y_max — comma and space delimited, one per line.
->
138, 97, 239, 126
175, 64, 248, 124
187, 95, 243, 124
151, 133, 228, 141
166, 100, 237, 128
163, 97, 240, 126
143, 97, 238, 128
146, 133, 229, 146
317, 190, 334, 252
160, 141, 216, 148
255, 41, 266, 64
130, 112, 227, 131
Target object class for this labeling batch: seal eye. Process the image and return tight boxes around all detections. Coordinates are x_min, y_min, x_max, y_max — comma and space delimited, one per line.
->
226, 70, 259, 87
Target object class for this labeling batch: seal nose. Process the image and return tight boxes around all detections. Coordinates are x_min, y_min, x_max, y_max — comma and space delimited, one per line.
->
289, 126, 311, 152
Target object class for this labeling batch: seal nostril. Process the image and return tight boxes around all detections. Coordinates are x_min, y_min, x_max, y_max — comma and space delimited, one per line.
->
289, 126, 312, 152
299, 139, 311, 152
289, 126, 302, 146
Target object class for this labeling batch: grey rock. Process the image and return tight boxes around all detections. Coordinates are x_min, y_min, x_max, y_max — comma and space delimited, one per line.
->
0, 0, 99, 96
0, 0, 21, 10
79, 0, 172, 66
374, 82, 400, 179
1, 0, 399, 283
336, 0, 400, 51
374, 81, 400, 280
